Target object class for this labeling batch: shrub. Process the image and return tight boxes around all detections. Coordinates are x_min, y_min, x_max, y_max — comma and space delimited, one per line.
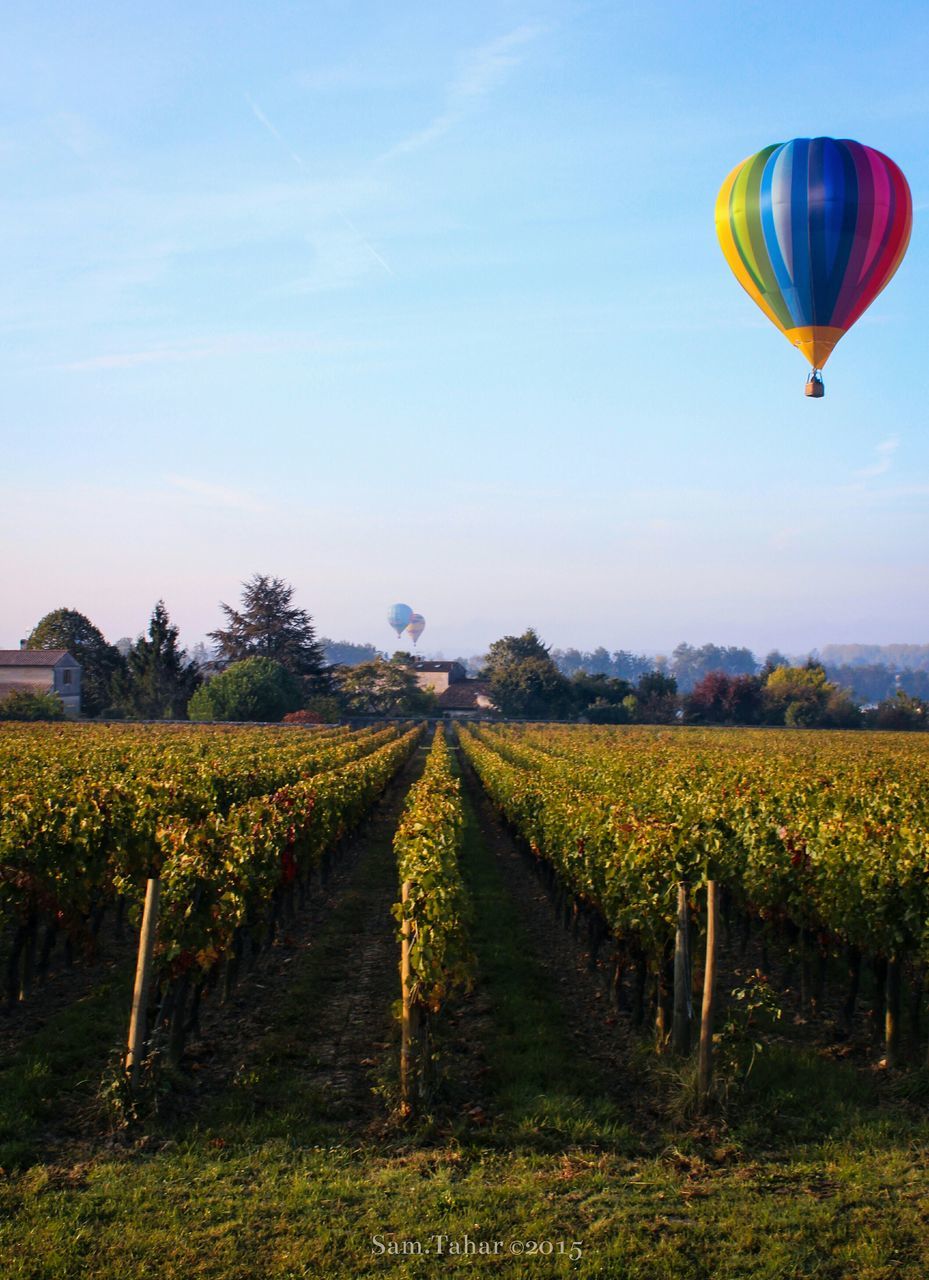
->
187, 657, 303, 723
0, 689, 65, 721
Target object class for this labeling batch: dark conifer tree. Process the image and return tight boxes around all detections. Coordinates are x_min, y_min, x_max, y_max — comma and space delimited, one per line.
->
118, 601, 201, 719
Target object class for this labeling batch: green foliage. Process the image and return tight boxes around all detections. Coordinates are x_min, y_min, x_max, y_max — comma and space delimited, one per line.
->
27, 606, 124, 716
187, 657, 302, 722
583, 696, 632, 724
571, 672, 633, 721
304, 694, 344, 723
459, 722, 929, 974
0, 689, 64, 721
335, 658, 436, 716
392, 727, 473, 1013
209, 573, 325, 680
0, 722, 419, 1011
113, 601, 201, 720
484, 630, 573, 719
630, 670, 680, 722
715, 971, 784, 1093
484, 627, 552, 672
866, 690, 929, 731
764, 663, 861, 728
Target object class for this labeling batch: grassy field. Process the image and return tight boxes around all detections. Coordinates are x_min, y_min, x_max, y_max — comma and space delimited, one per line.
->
1, 751, 928, 1279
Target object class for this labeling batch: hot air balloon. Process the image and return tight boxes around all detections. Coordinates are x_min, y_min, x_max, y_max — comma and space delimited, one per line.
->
716, 137, 912, 396
406, 613, 425, 646
388, 603, 413, 638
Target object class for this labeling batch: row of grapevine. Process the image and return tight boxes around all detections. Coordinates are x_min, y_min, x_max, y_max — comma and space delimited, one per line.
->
392, 726, 472, 1109
0, 722, 405, 1007
459, 723, 929, 1071
127, 724, 424, 1076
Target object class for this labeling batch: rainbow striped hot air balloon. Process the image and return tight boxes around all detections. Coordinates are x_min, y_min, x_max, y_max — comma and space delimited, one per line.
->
406, 613, 425, 646
716, 138, 912, 396
388, 603, 413, 638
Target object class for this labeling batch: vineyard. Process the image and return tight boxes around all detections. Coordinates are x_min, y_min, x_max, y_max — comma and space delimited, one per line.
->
2, 720, 929, 1278
1, 721, 422, 1069
459, 723, 929, 1074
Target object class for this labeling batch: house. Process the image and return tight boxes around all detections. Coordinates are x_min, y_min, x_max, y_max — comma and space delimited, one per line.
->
412, 660, 497, 718
412, 661, 468, 695
0, 649, 82, 715
436, 679, 497, 719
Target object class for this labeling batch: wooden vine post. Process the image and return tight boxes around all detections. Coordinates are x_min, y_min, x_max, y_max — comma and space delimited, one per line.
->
126, 875, 161, 1091
672, 881, 692, 1055
399, 879, 423, 1113
697, 880, 719, 1111
884, 955, 901, 1068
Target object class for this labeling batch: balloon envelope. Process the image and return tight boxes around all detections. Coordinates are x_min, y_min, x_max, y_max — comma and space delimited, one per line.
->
716, 137, 912, 371
406, 613, 425, 645
388, 603, 413, 637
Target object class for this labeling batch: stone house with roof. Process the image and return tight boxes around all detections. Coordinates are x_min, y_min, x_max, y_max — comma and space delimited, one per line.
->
412, 660, 496, 718
0, 649, 82, 714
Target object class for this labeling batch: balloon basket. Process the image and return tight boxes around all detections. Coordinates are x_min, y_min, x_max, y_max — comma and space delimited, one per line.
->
804, 370, 824, 398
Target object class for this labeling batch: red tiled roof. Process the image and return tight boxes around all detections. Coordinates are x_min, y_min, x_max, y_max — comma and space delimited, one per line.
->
437, 680, 496, 710
0, 649, 73, 667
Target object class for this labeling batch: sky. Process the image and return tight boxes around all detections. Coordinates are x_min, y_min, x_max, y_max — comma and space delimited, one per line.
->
2, 0, 928, 660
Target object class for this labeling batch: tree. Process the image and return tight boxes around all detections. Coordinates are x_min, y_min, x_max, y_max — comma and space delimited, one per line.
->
571, 671, 633, 719
321, 638, 382, 666
684, 672, 764, 724
490, 655, 574, 719
334, 659, 435, 716
210, 574, 325, 681
630, 671, 680, 723
671, 643, 758, 693
866, 690, 928, 731
763, 663, 861, 728
188, 657, 303, 722
27, 607, 124, 716
584, 697, 632, 725
762, 650, 791, 674
115, 601, 201, 719
189, 641, 211, 669
824, 663, 896, 705
483, 628, 552, 675
482, 629, 573, 719
610, 650, 652, 682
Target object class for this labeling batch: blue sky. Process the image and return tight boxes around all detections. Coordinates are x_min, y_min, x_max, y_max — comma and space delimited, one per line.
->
2, 0, 927, 659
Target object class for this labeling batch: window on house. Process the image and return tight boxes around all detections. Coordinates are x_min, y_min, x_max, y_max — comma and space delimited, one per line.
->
62, 669, 72, 685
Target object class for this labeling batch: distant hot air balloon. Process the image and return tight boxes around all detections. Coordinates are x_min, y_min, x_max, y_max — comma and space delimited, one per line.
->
406, 613, 425, 646
715, 137, 912, 396
388, 603, 413, 638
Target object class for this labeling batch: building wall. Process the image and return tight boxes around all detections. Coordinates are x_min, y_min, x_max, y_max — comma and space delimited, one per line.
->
0, 668, 53, 690
415, 671, 452, 694
52, 660, 82, 704
0, 659, 82, 714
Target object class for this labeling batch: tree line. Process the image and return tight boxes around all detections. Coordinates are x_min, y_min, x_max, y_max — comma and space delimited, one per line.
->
482, 630, 927, 729
4, 576, 926, 730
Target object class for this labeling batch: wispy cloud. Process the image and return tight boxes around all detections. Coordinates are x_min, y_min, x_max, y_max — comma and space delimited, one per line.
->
378, 24, 546, 162
166, 474, 266, 514
245, 94, 394, 276
856, 436, 899, 479
61, 333, 369, 372
64, 347, 196, 371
